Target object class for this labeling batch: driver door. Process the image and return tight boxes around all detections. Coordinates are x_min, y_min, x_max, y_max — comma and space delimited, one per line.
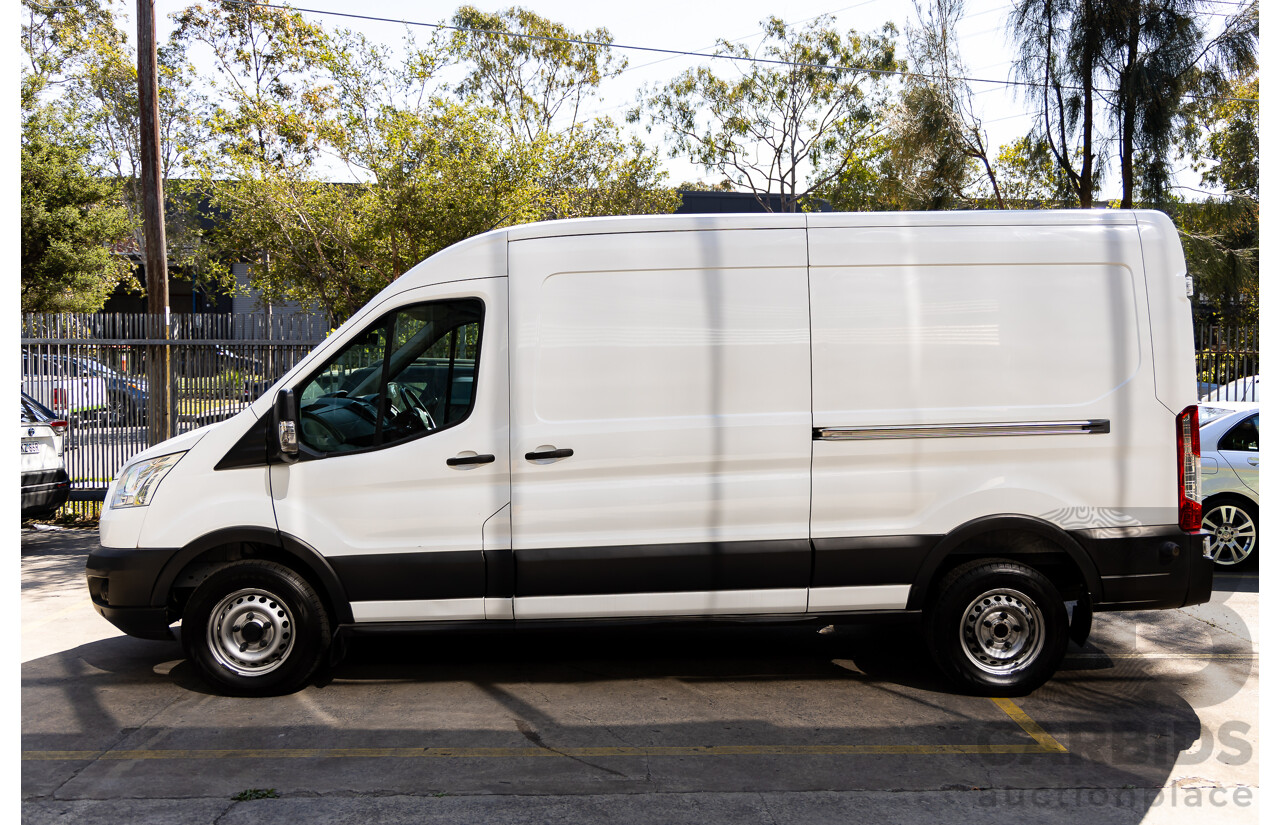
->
270, 279, 510, 623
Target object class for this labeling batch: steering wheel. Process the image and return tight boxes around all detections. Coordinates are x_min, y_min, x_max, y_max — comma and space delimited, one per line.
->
386, 381, 437, 431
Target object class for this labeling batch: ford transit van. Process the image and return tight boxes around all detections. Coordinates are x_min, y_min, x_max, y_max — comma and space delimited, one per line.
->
87, 211, 1212, 696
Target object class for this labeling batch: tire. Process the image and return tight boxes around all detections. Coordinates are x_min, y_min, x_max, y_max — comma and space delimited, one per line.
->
1202, 498, 1259, 569
182, 560, 330, 696
926, 559, 1068, 696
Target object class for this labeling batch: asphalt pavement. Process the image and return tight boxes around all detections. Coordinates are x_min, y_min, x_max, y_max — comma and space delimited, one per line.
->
20, 527, 1259, 824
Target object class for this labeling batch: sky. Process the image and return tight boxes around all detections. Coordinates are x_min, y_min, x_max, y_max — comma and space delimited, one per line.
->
131, 0, 1250, 200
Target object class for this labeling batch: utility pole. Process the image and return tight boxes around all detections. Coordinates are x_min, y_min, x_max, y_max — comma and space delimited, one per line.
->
138, 0, 172, 444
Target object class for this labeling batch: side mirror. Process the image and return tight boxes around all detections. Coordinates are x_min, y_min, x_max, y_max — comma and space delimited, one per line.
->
272, 388, 300, 464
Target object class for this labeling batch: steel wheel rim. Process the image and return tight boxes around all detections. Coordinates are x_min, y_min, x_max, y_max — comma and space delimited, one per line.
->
959, 587, 1045, 676
1203, 504, 1257, 565
206, 588, 296, 676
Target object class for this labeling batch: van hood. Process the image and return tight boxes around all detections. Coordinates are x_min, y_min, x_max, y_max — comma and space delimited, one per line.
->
118, 423, 217, 472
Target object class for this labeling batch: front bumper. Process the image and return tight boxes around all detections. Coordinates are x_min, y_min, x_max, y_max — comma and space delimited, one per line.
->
85, 544, 182, 640
1071, 525, 1213, 611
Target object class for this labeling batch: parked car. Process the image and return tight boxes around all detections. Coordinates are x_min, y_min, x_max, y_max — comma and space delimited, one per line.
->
21, 352, 110, 419
21, 352, 147, 425
1199, 405, 1260, 568
76, 357, 148, 425
21, 391, 71, 519
1200, 374, 1260, 405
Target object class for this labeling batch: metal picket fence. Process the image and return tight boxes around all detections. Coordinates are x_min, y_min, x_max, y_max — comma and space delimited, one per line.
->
21, 312, 328, 512
1195, 323, 1260, 402
18, 312, 1260, 519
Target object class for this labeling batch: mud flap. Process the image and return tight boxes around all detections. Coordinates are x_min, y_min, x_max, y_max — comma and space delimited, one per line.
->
1068, 597, 1094, 646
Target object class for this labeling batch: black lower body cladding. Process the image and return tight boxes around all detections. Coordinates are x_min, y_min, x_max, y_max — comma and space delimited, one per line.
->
86, 544, 182, 640
1071, 525, 1213, 611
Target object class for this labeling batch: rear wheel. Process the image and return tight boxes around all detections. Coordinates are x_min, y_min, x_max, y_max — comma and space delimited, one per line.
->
182, 560, 330, 696
927, 559, 1068, 696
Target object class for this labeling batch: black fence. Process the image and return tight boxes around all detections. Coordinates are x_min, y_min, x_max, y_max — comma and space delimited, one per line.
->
21, 312, 327, 511
1195, 324, 1260, 403
19, 314, 1260, 518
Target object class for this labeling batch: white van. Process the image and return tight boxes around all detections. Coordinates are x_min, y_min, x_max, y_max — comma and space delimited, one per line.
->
87, 211, 1212, 696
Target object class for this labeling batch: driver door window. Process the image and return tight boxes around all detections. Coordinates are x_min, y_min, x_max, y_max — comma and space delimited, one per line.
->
296, 299, 483, 454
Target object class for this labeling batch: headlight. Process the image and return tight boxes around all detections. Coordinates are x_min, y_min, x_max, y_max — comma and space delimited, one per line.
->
111, 452, 185, 508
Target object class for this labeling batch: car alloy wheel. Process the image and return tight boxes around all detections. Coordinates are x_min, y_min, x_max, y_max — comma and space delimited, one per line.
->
1202, 502, 1258, 567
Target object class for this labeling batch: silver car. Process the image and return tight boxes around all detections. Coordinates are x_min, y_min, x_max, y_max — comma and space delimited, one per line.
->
1198, 405, 1260, 567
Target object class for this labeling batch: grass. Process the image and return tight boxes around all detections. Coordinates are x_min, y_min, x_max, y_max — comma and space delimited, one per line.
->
232, 789, 279, 801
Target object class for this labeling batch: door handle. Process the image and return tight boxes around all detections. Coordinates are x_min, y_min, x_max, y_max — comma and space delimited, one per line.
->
524, 447, 574, 461
447, 453, 496, 466
1248, 457, 1259, 466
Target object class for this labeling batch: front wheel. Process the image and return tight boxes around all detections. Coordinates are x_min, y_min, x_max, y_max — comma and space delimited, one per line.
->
182, 560, 330, 696
926, 559, 1068, 696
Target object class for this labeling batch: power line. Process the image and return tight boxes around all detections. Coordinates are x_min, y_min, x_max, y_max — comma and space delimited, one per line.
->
215, 0, 1255, 104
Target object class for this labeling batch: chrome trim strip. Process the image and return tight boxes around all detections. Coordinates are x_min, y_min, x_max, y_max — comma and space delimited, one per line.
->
814, 420, 1110, 441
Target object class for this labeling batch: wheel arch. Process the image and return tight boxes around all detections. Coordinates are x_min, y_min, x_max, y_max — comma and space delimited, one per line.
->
906, 514, 1103, 611
1201, 490, 1259, 515
153, 527, 353, 625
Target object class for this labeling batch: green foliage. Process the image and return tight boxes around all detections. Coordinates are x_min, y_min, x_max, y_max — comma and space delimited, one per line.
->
181, 4, 675, 324
866, 0, 1003, 211
231, 788, 279, 801
1182, 74, 1258, 200
21, 105, 134, 313
1008, 0, 1257, 208
991, 137, 1078, 208
635, 15, 901, 212
448, 5, 626, 141
1172, 72, 1257, 323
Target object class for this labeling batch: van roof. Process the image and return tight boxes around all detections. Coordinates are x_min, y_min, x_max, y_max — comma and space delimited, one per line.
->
502, 209, 1144, 242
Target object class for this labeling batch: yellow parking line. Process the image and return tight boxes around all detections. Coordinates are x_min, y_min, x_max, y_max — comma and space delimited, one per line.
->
990, 697, 1068, 754
23, 742, 1059, 761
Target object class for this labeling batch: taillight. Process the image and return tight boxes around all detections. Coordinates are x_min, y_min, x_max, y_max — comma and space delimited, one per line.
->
1176, 405, 1202, 531
50, 420, 68, 437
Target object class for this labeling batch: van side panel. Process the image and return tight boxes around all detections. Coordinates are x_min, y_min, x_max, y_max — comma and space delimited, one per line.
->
807, 221, 1175, 603
508, 229, 812, 617
1136, 211, 1198, 413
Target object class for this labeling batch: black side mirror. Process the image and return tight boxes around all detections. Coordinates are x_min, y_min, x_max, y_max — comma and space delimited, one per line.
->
272, 388, 299, 464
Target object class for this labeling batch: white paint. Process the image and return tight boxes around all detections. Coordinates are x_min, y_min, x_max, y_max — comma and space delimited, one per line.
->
508, 227, 812, 553
807, 585, 912, 612
351, 599, 487, 622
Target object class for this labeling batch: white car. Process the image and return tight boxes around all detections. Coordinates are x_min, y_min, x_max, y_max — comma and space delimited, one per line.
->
1199, 405, 1260, 567
21, 392, 71, 519
21, 352, 111, 418
1200, 374, 1260, 406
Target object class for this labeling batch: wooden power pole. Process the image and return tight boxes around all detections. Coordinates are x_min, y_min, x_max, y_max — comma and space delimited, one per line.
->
138, 0, 172, 444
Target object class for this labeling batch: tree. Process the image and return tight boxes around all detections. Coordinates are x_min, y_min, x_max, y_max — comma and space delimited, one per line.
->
1008, 0, 1103, 208
991, 136, 1077, 208
21, 106, 134, 312
20, 0, 134, 312
1009, 0, 1258, 208
190, 8, 676, 323
634, 16, 900, 212
1174, 72, 1258, 321
448, 5, 626, 141
882, 0, 1004, 210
